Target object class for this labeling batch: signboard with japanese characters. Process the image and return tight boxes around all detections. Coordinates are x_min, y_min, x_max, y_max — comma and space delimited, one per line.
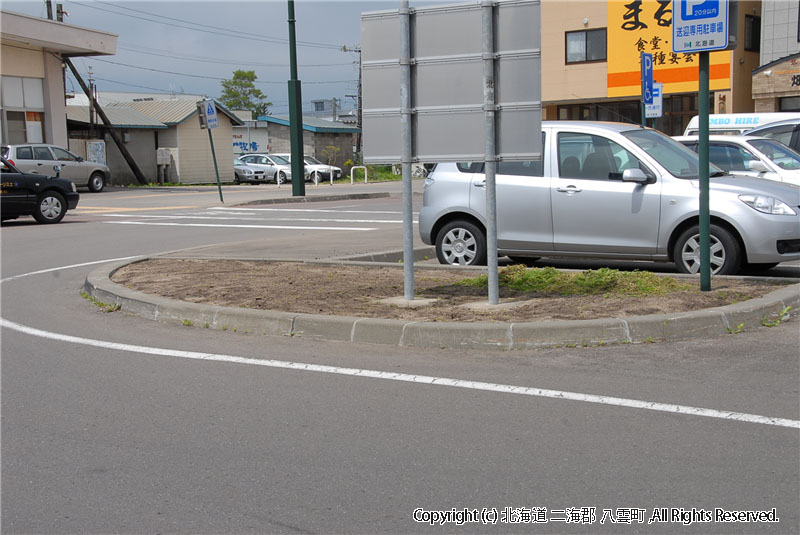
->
607, 0, 730, 99
672, 0, 731, 53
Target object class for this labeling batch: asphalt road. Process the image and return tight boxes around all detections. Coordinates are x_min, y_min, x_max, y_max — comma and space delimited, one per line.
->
2, 183, 798, 534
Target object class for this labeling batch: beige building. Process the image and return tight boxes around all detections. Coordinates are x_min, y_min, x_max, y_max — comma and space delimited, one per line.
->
541, 0, 763, 135
1, 10, 117, 146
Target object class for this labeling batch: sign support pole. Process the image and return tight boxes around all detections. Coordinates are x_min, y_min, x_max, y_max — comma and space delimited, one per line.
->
482, 0, 499, 305
698, 51, 711, 291
288, 0, 306, 197
208, 129, 224, 203
400, 0, 414, 300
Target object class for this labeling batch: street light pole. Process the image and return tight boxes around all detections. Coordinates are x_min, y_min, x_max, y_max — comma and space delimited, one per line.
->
287, 0, 305, 197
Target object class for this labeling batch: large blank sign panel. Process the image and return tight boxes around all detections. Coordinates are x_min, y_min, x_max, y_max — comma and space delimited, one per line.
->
362, 0, 541, 163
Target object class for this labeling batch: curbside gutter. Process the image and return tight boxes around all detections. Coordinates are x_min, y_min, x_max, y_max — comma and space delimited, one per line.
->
84, 259, 800, 351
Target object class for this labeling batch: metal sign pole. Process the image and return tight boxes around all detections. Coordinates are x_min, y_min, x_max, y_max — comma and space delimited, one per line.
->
400, 0, 415, 301
482, 0, 499, 305
208, 128, 224, 203
699, 51, 711, 291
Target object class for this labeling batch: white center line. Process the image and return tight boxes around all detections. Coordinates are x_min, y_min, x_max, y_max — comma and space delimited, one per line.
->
104, 221, 378, 231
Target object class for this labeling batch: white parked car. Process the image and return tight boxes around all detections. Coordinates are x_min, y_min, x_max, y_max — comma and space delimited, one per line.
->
674, 135, 800, 187
274, 153, 341, 183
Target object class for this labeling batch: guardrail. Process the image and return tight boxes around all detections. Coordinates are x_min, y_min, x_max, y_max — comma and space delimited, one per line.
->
350, 166, 368, 185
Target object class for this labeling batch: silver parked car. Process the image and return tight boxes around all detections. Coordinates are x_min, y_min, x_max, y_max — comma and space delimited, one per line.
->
2, 143, 110, 192
237, 153, 306, 184
233, 157, 268, 184
674, 135, 800, 187
744, 117, 800, 153
419, 121, 800, 275
273, 153, 341, 183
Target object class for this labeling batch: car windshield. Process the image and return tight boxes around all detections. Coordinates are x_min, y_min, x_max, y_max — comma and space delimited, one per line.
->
748, 139, 800, 171
304, 156, 323, 165
270, 155, 289, 165
234, 158, 245, 165
622, 128, 723, 179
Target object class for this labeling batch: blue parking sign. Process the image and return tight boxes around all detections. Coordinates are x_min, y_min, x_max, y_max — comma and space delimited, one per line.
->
641, 52, 653, 105
672, 0, 730, 53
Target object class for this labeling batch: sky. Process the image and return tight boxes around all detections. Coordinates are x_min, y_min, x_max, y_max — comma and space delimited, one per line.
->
3, 0, 432, 116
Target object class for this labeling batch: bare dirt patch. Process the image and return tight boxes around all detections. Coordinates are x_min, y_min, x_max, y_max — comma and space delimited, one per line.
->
110, 258, 788, 323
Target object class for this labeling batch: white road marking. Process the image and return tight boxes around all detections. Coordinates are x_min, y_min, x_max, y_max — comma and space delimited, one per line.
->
3, 260, 798, 431
1, 317, 798, 429
209, 207, 409, 215
100, 214, 406, 224
104, 221, 378, 231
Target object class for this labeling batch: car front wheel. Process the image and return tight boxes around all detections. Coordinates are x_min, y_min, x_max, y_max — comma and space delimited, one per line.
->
88, 172, 105, 192
34, 191, 66, 224
436, 220, 486, 266
277, 171, 286, 184
673, 224, 741, 275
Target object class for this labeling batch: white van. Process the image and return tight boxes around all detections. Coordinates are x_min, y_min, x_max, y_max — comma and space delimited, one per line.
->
683, 112, 800, 136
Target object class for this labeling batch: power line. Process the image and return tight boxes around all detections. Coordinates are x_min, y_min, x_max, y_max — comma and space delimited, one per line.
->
69, 0, 343, 50
116, 44, 352, 68
89, 57, 356, 85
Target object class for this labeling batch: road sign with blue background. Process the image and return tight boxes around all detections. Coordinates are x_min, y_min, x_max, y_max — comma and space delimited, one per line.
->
641, 52, 653, 104
205, 101, 219, 129
672, 0, 729, 53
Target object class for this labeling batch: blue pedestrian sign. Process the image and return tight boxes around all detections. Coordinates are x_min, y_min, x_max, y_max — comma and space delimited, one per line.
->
205, 101, 219, 129
641, 52, 653, 105
672, 0, 730, 53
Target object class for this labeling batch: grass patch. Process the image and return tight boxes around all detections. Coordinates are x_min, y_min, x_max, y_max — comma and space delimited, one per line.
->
459, 265, 692, 296
80, 290, 121, 312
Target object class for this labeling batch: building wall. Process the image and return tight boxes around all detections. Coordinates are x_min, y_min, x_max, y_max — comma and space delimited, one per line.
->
313, 132, 354, 167
761, 0, 800, 64
68, 129, 159, 185
175, 115, 235, 184
752, 55, 800, 111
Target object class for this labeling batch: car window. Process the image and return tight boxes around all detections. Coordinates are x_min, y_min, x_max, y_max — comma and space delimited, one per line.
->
457, 162, 483, 173
497, 132, 546, 177
622, 129, 720, 179
749, 139, 800, 170
557, 132, 652, 180
749, 124, 795, 146
708, 143, 756, 172
33, 147, 53, 160
270, 155, 289, 165
52, 147, 78, 161
16, 146, 34, 159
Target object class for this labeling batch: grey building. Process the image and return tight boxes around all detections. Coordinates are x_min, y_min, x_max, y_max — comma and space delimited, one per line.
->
258, 115, 360, 168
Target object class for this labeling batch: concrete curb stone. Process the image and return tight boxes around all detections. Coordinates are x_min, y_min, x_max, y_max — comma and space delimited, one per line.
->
84, 258, 800, 351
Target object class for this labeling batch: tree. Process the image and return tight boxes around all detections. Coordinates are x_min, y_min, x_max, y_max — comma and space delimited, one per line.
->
219, 70, 272, 118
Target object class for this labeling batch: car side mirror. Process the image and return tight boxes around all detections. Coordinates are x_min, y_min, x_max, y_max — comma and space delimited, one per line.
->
747, 160, 769, 173
77, 156, 84, 162
622, 168, 653, 184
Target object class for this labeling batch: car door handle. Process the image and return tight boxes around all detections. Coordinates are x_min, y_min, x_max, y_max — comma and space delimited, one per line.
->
556, 185, 582, 193
473, 180, 485, 188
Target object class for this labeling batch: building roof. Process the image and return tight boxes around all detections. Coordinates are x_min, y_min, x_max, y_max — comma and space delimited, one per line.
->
753, 52, 800, 75
0, 10, 117, 57
67, 105, 167, 129
69, 91, 204, 107
116, 99, 244, 126
257, 115, 360, 133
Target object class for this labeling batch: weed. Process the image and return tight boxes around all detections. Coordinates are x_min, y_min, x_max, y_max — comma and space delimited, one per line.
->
643, 336, 655, 343
221, 325, 228, 331
204, 322, 210, 329
181, 319, 193, 327
80, 290, 120, 313
727, 322, 745, 334
762, 306, 793, 327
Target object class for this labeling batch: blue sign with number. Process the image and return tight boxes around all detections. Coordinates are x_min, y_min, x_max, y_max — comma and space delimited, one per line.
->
672, 0, 729, 53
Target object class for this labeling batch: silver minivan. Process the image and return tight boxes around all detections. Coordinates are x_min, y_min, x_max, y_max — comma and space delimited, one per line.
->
418, 121, 800, 275
2, 144, 110, 192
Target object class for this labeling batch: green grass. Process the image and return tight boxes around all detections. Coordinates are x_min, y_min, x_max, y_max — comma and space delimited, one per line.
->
459, 265, 691, 296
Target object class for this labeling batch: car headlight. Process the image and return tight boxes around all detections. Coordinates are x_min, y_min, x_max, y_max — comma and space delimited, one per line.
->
739, 194, 797, 215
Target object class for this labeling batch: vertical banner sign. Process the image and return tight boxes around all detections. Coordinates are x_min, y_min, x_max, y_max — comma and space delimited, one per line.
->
641, 52, 654, 104
607, 0, 731, 99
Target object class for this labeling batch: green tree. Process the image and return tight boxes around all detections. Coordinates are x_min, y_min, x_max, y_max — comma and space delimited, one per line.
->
219, 70, 272, 118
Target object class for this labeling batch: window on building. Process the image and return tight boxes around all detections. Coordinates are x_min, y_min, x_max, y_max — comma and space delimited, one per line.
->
744, 15, 761, 52
565, 28, 606, 64
314, 101, 325, 112
780, 96, 800, 111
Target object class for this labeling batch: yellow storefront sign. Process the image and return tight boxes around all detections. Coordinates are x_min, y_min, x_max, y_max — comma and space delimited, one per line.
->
607, 0, 730, 97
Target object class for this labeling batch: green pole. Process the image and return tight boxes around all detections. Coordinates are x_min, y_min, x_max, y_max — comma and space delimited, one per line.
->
208, 129, 223, 203
287, 0, 305, 197
698, 51, 711, 291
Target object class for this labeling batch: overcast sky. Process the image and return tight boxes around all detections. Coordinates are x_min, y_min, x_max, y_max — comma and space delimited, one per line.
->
4, 0, 433, 115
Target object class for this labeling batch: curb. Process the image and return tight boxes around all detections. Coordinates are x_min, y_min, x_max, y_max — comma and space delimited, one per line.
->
84, 259, 800, 351
237, 192, 392, 205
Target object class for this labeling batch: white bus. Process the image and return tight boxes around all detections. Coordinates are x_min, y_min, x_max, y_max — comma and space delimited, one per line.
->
683, 112, 800, 136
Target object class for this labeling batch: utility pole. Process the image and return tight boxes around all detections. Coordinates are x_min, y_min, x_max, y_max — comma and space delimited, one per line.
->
287, 0, 305, 196
87, 65, 96, 139
342, 45, 362, 156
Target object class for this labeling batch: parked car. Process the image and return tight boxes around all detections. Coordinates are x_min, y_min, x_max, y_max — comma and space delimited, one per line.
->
233, 157, 268, 184
419, 121, 800, 275
674, 135, 800, 187
744, 117, 800, 153
1, 143, 110, 192
237, 153, 306, 184
273, 153, 341, 183
683, 112, 800, 136
1, 156, 79, 224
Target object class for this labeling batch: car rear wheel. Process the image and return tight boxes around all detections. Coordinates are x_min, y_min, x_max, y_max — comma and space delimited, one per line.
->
674, 224, 741, 275
34, 191, 66, 224
88, 172, 105, 193
312, 171, 321, 185
277, 171, 286, 184
233, 174, 241, 185
436, 220, 486, 266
